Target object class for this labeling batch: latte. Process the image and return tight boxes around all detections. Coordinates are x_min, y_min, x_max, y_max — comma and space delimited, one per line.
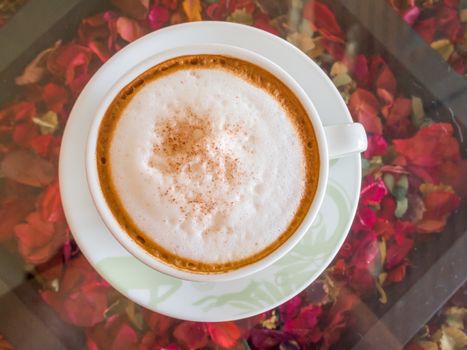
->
96, 55, 319, 273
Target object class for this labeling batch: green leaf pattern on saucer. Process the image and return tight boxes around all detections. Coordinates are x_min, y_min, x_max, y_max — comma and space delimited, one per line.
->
96, 177, 350, 314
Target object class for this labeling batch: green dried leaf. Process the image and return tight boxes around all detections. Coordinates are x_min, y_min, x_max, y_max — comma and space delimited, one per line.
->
445, 307, 467, 330
227, 9, 253, 25
392, 175, 408, 200
126, 302, 144, 331
32, 111, 58, 135
412, 96, 425, 127
431, 39, 455, 61
395, 197, 408, 218
418, 340, 439, 350
383, 173, 395, 193
287, 32, 316, 52
439, 326, 467, 350
104, 299, 125, 318
330, 62, 348, 77
332, 73, 352, 88
397, 175, 409, 191
460, 0, 467, 22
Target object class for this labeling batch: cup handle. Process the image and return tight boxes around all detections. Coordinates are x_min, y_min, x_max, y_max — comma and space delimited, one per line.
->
323, 123, 368, 159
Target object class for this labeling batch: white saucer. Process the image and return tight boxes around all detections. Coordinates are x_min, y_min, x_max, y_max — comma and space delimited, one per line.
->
59, 22, 361, 322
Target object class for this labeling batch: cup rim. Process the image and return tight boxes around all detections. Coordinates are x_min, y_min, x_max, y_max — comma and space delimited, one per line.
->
85, 43, 329, 282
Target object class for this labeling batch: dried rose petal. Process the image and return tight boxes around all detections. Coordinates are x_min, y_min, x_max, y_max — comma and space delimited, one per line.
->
147, 5, 170, 30
414, 17, 436, 43
30, 134, 53, 156
116, 16, 148, 42
417, 190, 460, 233
393, 123, 460, 168
173, 322, 208, 349
39, 180, 65, 223
42, 83, 69, 116
370, 56, 397, 106
401, 6, 420, 26
386, 259, 410, 282
279, 296, 302, 321
385, 236, 413, 269
364, 134, 388, 159
351, 232, 379, 269
348, 89, 383, 134
250, 329, 296, 349
0, 197, 34, 242
385, 96, 413, 137
14, 212, 66, 264
1, 150, 55, 187
207, 322, 242, 348
86, 314, 139, 350
111, 0, 150, 20
42, 256, 111, 327
303, 1, 344, 43
0, 101, 36, 122
13, 122, 39, 147
205, 0, 228, 20
253, 11, 280, 36
360, 177, 388, 206
283, 305, 322, 346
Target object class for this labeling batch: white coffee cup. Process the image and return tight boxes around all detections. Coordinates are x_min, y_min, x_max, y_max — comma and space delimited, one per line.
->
86, 44, 367, 282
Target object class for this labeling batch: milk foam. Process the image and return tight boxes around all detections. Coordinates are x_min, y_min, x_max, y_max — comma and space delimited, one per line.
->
110, 68, 307, 263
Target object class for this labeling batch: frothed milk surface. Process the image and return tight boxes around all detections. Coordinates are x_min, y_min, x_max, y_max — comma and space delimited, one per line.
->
97, 55, 319, 273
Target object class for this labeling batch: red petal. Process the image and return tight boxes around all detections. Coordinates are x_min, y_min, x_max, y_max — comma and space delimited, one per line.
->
207, 322, 242, 348
437, 160, 467, 199
30, 134, 53, 157
116, 16, 148, 42
0, 197, 34, 242
147, 5, 169, 30
173, 322, 208, 349
386, 260, 409, 283
351, 232, 379, 269
393, 123, 460, 167
414, 17, 436, 43
303, 1, 344, 43
63, 285, 109, 327
0, 101, 36, 121
14, 212, 66, 264
42, 83, 69, 115
111, 0, 150, 20
283, 305, 322, 345
417, 190, 460, 233
360, 177, 388, 205
111, 322, 139, 350
1, 150, 55, 187
364, 134, 388, 159
13, 122, 39, 147
356, 206, 377, 230
47, 44, 93, 85
279, 295, 302, 321
370, 56, 396, 102
144, 311, 174, 334
401, 6, 420, 26
253, 12, 280, 36
348, 89, 382, 134
39, 180, 65, 223
350, 54, 371, 87
385, 96, 413, 137
205, 0, 228, 20
385, 236, 413, 269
